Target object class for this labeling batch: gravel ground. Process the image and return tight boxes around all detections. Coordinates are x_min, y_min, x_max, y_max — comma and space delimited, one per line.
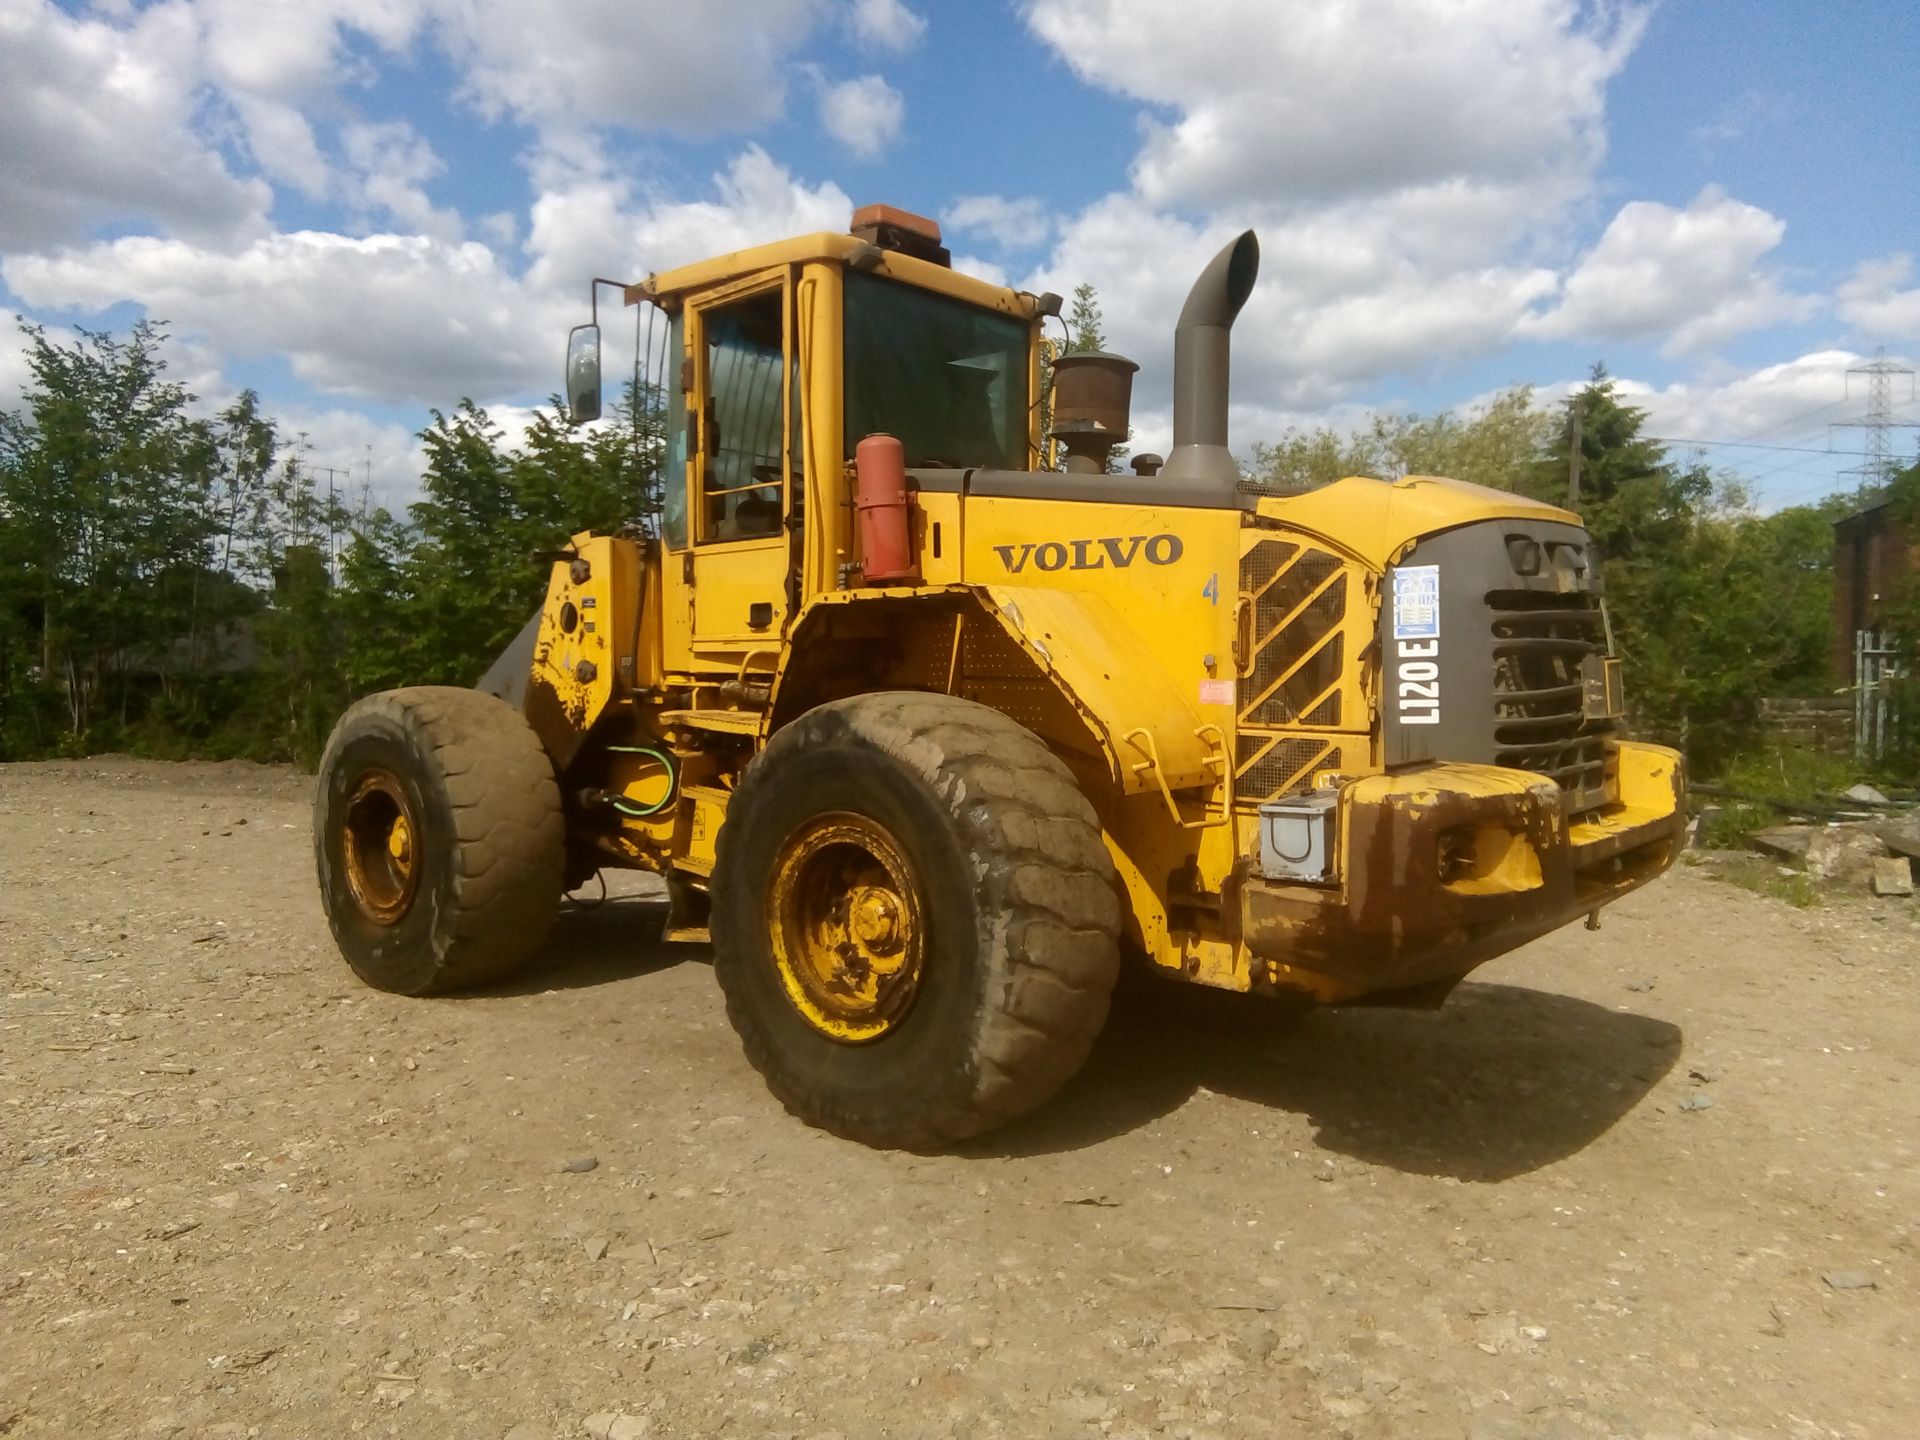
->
2, 758, 1915, 1440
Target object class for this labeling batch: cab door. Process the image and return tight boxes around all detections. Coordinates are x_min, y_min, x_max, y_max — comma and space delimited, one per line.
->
685, 274, 795, 659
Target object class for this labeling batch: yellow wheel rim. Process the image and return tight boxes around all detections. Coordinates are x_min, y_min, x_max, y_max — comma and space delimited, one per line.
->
342, 769, 420, 926
767, 812, 925, 1043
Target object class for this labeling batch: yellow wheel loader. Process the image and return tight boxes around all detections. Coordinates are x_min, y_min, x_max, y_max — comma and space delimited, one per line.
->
313, 204, 1685, 1149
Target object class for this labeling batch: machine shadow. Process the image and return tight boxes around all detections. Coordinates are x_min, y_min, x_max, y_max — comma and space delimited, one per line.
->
456, 895, 690, 997
970, 978, 1683, 1180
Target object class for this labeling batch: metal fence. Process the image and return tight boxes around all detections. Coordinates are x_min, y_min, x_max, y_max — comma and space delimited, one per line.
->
1853, 628, 1905, 761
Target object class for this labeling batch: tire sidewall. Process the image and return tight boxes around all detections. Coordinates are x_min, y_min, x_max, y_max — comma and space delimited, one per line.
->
315, 709, 457, 995
713, 706, 992, 1132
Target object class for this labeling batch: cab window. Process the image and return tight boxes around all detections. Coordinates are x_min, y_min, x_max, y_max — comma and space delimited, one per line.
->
662, 309, 689, 549
700, 288, 787, 543
844, 273, 1029, 470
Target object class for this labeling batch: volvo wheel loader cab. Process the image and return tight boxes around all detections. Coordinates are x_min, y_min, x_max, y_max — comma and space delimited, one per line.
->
314, 203, 1686, 1149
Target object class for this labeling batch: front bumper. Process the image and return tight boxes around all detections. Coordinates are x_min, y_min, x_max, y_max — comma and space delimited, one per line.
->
1239, 742, 1685, 1002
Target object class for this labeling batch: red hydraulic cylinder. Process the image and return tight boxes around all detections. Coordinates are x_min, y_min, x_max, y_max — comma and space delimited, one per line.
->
853, 432, 919, 585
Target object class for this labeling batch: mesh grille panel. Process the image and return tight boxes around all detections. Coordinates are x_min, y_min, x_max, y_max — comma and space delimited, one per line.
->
1244, 611, 1345, 726
1253, 550, 1340, 643
1241, 538, 1299, 595
1235, 537, 1358, 808
1236, 735, 1333, 802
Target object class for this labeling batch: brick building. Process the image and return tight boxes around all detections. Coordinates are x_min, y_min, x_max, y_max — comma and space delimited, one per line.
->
1832, 496, 1918, 682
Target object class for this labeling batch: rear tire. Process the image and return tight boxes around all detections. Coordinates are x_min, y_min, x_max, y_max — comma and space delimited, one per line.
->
711, 693, 1121, 1148
313, 686, 564, 995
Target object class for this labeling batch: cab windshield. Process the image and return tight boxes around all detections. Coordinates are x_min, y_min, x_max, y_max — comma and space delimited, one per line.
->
843, 272, 1029, 470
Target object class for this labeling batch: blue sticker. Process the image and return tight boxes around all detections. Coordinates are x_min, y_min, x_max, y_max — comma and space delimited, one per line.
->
1392, 565, 1440, 640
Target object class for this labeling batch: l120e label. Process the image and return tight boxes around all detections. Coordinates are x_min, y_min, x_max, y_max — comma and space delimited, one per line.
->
1392, 565, 1441, 726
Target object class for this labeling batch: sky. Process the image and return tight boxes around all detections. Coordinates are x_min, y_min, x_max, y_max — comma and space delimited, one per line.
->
2, 0, 1918, 513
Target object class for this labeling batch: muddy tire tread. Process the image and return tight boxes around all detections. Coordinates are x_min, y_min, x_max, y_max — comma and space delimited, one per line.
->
713, 692, 1122, 1148
314, 686, 563, 994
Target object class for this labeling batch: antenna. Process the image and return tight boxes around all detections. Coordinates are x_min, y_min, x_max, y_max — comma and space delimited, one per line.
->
311, 465, 351, 582
1831, 347, 1919, 490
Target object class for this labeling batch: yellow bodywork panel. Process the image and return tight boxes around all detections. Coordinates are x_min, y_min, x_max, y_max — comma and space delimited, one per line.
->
1570, 740, 1686, 852
1258, 474, 1578, 567
673, 785, 729, 877
960, 495, 1243, 748
527, 532, 643, 756
779, 586, 1214, 799
979, 585, 1215, 794
634, 232, 1033, 320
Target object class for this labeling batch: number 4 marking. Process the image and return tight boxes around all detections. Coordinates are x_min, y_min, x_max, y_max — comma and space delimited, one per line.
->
1201, 573, 1220, 605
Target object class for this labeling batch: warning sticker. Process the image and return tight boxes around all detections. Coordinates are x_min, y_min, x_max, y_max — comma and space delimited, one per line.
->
1197, 678, 1235, 706
1392, 565, 1440, 640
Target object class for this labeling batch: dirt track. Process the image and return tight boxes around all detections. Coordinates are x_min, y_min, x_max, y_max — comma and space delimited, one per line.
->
2, 758, 1915, 1440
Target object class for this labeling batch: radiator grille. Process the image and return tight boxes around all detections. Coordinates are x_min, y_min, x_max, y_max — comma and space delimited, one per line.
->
1489, 589, 1611, 807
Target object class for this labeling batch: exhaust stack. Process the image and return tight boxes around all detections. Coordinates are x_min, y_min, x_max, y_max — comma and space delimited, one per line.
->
1160, 230, 1259, 501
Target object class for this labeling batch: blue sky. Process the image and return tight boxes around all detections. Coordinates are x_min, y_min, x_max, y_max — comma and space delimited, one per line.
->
3, 0, 1916, 511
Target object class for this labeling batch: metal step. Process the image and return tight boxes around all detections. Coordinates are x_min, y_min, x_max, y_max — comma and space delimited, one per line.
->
660, 708, 762, 736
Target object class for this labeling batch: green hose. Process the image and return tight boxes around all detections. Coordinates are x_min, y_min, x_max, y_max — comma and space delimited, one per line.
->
603, 744, 678, 818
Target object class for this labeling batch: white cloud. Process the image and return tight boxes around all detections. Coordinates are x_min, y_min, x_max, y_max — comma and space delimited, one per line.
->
1024, 0, 1645, 211
275, 405, 430, 515
226, 95, 335, 200
1005, 0, 1663, 418
623, 146, 852, 268
342, 121, 463, 243
528, 147, 852, 299
0, 0, 271, 249
846, 0, 926, 51
949, 255, 1011, 288
1521, 187, 1817, 355
0, 0, 838, 260
817, 75, 907, 160
1021, 192, 1565, 417
4, 231, 549, 405
1837, 254, 1920, 342
1287, 266, 1561, 391
1479, 350, 1865, 456
1605, 350, 1906, 508
944, 195, 1054, 250
196, 0, 425, 97
4, 148, 852, 412
442, 0, 824, 135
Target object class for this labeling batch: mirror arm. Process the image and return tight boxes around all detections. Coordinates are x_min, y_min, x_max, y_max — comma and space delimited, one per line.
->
587, 276, 638, 327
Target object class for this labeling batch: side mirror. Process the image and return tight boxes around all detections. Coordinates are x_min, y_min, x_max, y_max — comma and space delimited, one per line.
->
566, 323, 602, 424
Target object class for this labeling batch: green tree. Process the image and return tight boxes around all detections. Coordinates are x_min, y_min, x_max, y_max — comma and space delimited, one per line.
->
1047, 283, 1129, 471
335, 506, 414, 697
1524, 367, 1710, 559
1249, 385, 1551, 494
1065, 282, 1107, 354
0, 320, 218, 746
394, 388, 661, 687
1525, 370, 1794, 770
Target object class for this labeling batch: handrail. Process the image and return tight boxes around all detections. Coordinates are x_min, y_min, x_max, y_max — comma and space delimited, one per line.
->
1120, 723, 1232, 830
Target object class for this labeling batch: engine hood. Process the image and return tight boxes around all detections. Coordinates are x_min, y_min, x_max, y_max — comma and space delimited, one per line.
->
1253, 474, 1580, 570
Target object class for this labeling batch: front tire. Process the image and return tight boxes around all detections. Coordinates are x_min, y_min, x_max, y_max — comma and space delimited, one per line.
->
313, 687, 564, 995
711, 693, 1122, 1148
